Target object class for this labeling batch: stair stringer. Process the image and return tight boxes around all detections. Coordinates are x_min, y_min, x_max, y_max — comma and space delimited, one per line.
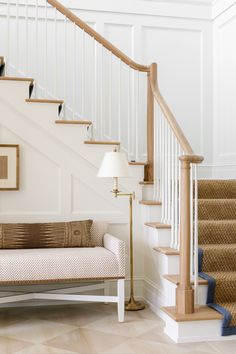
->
0, 96, 134, 223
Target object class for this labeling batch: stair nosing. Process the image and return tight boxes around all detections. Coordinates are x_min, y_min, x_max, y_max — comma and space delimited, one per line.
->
26, 99, 63, 105
0, 76, 34, 84
145, 222, 171, 229
153, 247, 179, 255
55, 120, 92, 125
84, 141, 120, 145
163, 274, 208, 286
139, 200, 162, 206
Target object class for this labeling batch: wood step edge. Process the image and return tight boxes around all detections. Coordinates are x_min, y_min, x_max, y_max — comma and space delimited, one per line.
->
161, 306, 222, 322
0, 77, 34, 84
145, 222, 171, 229
55, 120, 92, 125
139, 200, 162, 206
129, 161, 147, 166
139, 181, 154, 185
163, 274, 208, 286
26, 99, 63, 104
153, 247, 179, 255
84, 141, 120, 145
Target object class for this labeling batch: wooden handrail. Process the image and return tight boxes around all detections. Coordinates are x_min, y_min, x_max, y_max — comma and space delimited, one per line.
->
149, 63, 194, 155
47, 0, 150, 73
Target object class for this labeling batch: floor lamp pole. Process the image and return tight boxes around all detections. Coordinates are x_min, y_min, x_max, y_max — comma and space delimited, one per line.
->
115, 191, 145, 311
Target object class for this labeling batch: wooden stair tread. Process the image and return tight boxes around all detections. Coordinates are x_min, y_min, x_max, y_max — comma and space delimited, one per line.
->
161, 306, 222, 322
163, 274, 208, 286
129, 162, 147, 166
55, 120, 92, 125
153, 247, 179, 255
26, 99, 63, 104
139, 200, 161, 206
145, 222, 171, 229
139, 181, 154, 185
0, 77, 34, 84
84, 141, 120, 145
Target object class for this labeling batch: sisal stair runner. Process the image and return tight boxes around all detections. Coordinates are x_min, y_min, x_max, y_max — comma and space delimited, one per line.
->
198, 179, 236, 336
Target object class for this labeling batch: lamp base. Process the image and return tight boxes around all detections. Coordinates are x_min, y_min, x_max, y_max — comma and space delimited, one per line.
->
125, 296, 145, 311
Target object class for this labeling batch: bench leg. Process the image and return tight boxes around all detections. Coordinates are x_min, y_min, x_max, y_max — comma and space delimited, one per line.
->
117, 279, 125, 322
104, 280, 109, 304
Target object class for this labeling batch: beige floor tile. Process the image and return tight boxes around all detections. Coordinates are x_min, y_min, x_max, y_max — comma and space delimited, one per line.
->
137, 326, 174, 344
0, 318, 77, 344
207, 340, 236, 354
83, 315, 159, 338
103, 338, 220, 354
45, 328, 129, 354
0, 336, 32, 354
15, 344, 78, 354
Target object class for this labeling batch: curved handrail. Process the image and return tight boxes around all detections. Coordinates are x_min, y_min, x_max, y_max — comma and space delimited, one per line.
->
47, 0, 150, 73
149, 63, 201, 159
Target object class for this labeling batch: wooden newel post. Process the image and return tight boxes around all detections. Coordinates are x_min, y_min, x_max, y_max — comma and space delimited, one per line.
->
145, 63, 157, 182
176, 156, 194, 314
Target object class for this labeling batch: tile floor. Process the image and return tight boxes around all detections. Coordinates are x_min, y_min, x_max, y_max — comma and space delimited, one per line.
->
0, 303, 235, 353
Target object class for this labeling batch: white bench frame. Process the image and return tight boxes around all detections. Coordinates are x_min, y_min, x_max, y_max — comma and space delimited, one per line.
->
0, 280, 125, 322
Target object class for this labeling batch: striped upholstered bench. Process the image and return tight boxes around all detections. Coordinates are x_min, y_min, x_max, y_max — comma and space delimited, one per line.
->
0, 221, 125, 322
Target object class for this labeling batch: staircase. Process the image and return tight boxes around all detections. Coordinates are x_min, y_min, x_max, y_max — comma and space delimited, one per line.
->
0, 0, 235, 344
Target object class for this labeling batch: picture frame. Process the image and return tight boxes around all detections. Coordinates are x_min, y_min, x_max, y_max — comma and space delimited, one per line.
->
0, 144, 19, 190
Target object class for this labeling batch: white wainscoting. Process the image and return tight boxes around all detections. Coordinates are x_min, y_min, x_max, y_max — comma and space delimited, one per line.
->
213, 3, 236, 178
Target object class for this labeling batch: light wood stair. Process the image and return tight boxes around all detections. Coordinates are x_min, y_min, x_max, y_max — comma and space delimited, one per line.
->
139, 180, 154, 185
162, 306, 222, 322
26, 98, 63, 114
55, 120, 92, 125
163, 274, 208, 286
84, 140, 120, 146
145, 222, 171, 229
139, 200, 161, 206
153, 246, 179, 255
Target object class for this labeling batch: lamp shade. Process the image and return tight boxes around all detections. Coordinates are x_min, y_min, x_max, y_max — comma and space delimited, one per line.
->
98, 151, 131, 178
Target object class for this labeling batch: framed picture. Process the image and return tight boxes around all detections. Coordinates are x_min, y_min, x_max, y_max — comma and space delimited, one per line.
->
0, 145, 19, 190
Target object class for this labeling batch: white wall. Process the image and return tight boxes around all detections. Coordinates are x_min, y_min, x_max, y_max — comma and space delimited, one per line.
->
213, 3, 236, 178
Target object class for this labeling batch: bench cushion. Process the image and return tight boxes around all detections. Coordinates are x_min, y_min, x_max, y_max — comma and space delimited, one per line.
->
0, 247, 122, 284
0, 220, 93, 249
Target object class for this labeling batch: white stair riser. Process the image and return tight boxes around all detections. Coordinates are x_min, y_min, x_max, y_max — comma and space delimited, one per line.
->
146, 227, 171, 247
163, 279, 208, 306
141, 185, 154, 200
154, 252, 179, 275
0, 81, 30, 102
163, 314, 226, 343
140, 205, 162, 222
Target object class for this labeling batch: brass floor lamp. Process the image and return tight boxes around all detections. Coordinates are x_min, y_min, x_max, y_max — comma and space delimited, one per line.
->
98, 150, 145, 311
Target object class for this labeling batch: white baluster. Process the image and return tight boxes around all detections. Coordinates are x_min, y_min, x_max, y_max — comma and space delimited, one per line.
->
118, 60, 121, 141
35, 0, 39, 97
174, 138, 178, 249
109, 52, 112, 138
63, 17, 67, 117
54, 8, 58, 99
25, 0, 29, 76
44, 1, 47, 97
135, 71, 139, 161
81, 30, 85, 117
190, 163, 193, 278
171, 131, 175, 248
72, 23, 76, 120
100, 46, 104, 140
194, 164, 199, 305
16, 0, 19, 75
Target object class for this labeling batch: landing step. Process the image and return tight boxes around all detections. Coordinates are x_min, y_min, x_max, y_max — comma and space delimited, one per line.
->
55, 120, 92, 125
84, 141, 120, 145
153, 247, 179, 255
162, 306, 222, 322
163, 274, 208, 285
139, 181, 154, 185
139, 200, 161, 206
145, 222, 171, 229
0, 76, 34, 84
26, 99, 63, 105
